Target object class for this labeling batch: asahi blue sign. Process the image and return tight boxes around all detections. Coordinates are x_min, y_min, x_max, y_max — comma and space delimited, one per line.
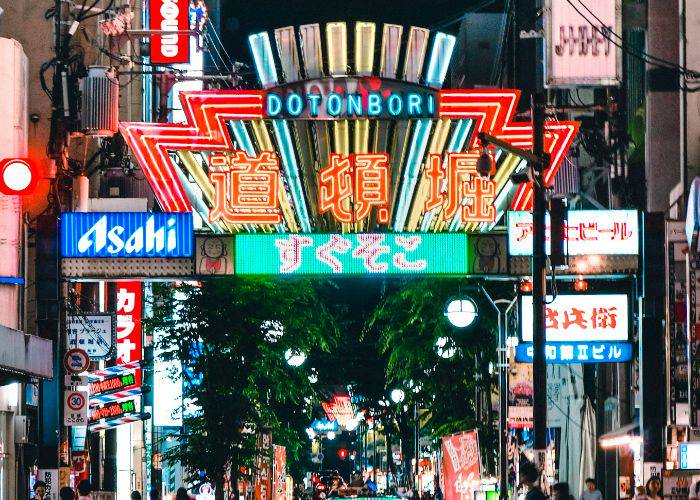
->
61, 212, 194, 258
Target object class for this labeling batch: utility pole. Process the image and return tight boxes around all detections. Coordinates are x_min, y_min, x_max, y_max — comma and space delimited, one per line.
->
531, 92, 548, 476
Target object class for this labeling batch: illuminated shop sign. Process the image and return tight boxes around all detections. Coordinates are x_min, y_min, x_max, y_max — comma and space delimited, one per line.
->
264, 77, 438, 120
89, 372, 138, 396
149, 0, 190, 64
234, 233, 469, 275
322, 396, 354, 427
211, 152, 497, 226
89, 399, 137, 423
515, 342, 633, 364
520, 293, 629, 342
61, 212, 194, 258
508, 209, 639, 256
680, 443, 700, 470
311, 419, 339, 432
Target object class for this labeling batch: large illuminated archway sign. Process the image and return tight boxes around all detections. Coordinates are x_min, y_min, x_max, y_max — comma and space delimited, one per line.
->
119, 89, 578, 217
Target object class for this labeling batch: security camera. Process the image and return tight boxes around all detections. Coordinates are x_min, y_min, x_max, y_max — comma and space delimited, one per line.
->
510, 166, 534, 184
476, 151, 494, 177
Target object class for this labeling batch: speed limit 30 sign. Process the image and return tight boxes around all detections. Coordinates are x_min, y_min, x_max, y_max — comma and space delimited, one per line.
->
64, 391, 89, 426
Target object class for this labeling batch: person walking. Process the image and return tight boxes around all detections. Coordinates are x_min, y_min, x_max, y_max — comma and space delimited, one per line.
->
32, 481, 48, 500
131, 491, 143, 500
519, 462, 546, 500
60, 487, 76, 500
552, 483, 574, 500
580, 478, 603, 500
77, 480, 93, 500
176, 487, 191, 500
646, 477, 662, 500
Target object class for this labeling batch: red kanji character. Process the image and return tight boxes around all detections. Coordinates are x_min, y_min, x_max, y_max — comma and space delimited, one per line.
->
319, 154, 353, 223
354, 153, 390, 223
209, 151, 281, 225
316, 234, 352, 273
444, 153, 477, 219
352, 234, 390, 272
563, 308, 588, 329
545, 307, 559, 329
591, 307, 618, 329
424, 154, 445, 212
462, 177, 496, 223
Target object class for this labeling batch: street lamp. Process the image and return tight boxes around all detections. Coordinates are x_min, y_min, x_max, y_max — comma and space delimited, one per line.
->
390, 389, 405, 404
444, 298, 478, 328
285, 349, 306, 367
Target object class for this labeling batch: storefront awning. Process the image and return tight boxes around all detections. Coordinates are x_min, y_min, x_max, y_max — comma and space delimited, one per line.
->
0, 325, 53, 379
599, 421, 640, 448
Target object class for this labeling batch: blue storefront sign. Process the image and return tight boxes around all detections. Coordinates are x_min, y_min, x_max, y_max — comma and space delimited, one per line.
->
311, 419, 338, 432
61, 212, 194, 258
515, 342, 633, 364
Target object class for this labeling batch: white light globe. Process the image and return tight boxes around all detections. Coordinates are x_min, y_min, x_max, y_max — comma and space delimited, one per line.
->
326, 431, 336, 440
390, 389, 405, 404
435, 336, 457, 359
285, 349, 306, 367
444, 298, 478, 328
345, 418, 359, 431
3, 160, 32, 191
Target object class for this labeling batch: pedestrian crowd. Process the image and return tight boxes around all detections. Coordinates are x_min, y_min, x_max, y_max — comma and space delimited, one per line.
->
31, 479, 194, 500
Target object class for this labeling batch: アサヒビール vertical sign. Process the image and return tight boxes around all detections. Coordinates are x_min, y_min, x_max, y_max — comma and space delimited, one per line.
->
149, 0, 189, 64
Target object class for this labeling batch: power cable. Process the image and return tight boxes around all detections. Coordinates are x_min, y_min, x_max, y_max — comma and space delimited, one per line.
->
564, 0, 700, 79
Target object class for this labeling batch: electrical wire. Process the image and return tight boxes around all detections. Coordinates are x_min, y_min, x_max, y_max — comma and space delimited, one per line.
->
565, 0, 700, 78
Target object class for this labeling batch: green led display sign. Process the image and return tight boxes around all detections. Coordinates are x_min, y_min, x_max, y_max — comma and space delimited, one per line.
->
235, 233, 470, 275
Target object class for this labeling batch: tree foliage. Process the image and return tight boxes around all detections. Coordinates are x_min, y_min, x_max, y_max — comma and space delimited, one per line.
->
366, 279, 502, 471
147, 277, 339, 495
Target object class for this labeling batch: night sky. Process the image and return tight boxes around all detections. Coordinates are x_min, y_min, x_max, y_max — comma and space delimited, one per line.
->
218, 0, 501, 64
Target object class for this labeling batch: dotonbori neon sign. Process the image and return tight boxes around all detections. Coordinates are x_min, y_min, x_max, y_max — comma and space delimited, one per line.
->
209, 151, 496, 225
119, 89, 579, 220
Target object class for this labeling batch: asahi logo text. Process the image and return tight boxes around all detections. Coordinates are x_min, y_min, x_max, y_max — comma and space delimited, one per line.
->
77, 215, 178, 255
158, 0, 180, 58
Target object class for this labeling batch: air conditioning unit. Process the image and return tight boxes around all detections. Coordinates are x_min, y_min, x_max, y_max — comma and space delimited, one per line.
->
14, 415, 28, 444
80, 66, 119, 136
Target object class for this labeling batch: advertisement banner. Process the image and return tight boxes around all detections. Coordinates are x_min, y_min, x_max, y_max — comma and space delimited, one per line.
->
36, 469, 59, 500
255, 430, 273, 500
508, 364, 533, 429
508, 210, 638, 256
545, 0, 621, 87
235, 233, 469, 275
116, 281, 142, 365
61, 212, 194, 258
441, 430, 481, 500
273, 445, 286, 500
520, 293, 629, 342
149, 0, 190, 64
66, 313, 115, 360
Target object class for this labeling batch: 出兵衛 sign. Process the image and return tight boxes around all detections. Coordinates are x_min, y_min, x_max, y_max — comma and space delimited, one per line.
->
61, 212, 194, 258
507, 209, 639, 256
515, 342, 632, 364
234, 233, 469, 275
520, 293, 629, 342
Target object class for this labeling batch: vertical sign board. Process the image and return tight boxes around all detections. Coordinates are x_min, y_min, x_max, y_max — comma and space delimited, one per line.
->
36, 469, 59, 500
544, 0, 622, 87
149, 0, 190, 64
273, 445, 287, 500
441, 430, 481, 500
255, 430, 273, 500
667, 221, 690, 425
116, 282, 142, 366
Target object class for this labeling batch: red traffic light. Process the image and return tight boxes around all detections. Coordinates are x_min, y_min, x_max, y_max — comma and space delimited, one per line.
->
0, 158, 39, 195
338, 448, 348, 459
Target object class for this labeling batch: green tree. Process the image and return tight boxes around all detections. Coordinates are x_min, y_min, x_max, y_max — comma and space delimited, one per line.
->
366, 278, 501, 473
147, 277, 338, 499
